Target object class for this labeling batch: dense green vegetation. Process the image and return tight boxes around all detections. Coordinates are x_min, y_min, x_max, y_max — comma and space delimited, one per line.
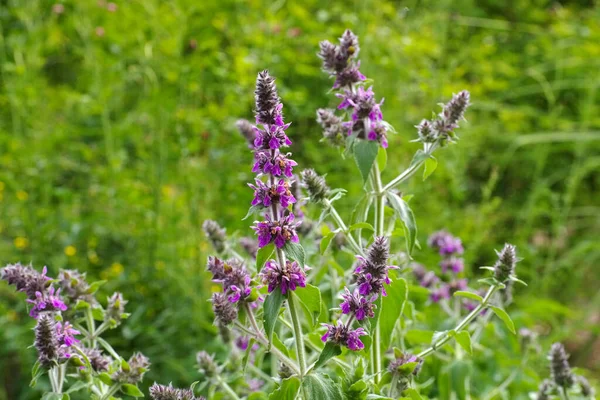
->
0, 0, 598, 398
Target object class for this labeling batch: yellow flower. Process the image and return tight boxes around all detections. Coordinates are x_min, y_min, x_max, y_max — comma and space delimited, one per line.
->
88, 251, 100, 264
110, 262, 124, 276
16, 190, 28, 201
64, 245, 77, 257
14, 237, 28, 249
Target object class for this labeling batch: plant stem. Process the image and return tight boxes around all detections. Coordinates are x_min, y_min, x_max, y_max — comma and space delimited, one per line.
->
100, 384, 121, 400
288, 292, 307, 378
85, 307, 97, 348
417, 285, 500, 358
56, 363, 66, 393
383, 143, 438, 192
242, 304, 301, 376
371, 162, 385, 384
217, 376, 242, 400
323, 199, 365, 256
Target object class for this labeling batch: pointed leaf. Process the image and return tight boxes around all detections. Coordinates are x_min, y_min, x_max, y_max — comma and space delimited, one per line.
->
264, 289, 285, 347
313, 342, 342, 371
354, 140, 379, 184
256, 243, 275, 273
294, 285, 322, 327
269, 376, 301, 400
422, 155, 437, 181
454, 330, 473, 355
386, 192, 417, 255
379, 278, 408, 353
489, 306, 516, 334
303, 373, 343, 400
121, 384, 144, 397
348, 222, 375, 232
320, 232, 337, 255
453, 291, 483, 302
283, 242, 305, 267
377, 147, 387, 172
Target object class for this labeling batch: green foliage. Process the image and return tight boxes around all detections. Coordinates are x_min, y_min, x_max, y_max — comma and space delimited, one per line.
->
1, 0, 599, 398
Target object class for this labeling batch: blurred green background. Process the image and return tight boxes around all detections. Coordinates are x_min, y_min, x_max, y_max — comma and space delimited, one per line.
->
0, 0, 599, 398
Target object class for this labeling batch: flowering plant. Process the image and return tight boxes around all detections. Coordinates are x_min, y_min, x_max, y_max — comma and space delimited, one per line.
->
3, 29, 596, 400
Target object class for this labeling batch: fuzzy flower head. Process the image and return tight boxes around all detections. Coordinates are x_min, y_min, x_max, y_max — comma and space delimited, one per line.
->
536, 379, 553, 400
417, 91, 471, 145
106, 292, 128, 324
1, 263, 50, 299
202, 220, 227, 254
428, 230, 464, 256
354, 237, 396, 296
261, 260, 307, 295
239, 237, 258, 259
440, 90, 470, 129
82, 347, 111, 372
316, 108, 345, 146
207, 257, 253, 303
300, 169, 330, 203
430, 285, 450, 303
255, 70, 283, 127
197, 351, 218, 377
339, 288, 376, 320
150, 383, 205, 400
236, 119, 256, 148
549, 343, 575, 388
27, 286, 68, 318
249, 178, 296, 208
388, 353, 423, 377
56, 320, 80, 347
321, 321, 367, 351
252, 150, 297, 178
440, 257, 464, 274
253, 211, 300, 249
211, 292, 238, 325
34, 314, 60, 368
318, 29, 363, 86
493, 243, 518, 283
337, 87, 388, 148
57, 269, 96, 305
113, 352, 150, 384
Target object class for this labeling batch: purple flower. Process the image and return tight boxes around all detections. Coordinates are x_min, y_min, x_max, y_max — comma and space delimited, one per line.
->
27, 286, 68, 318
260, 260, 307, 294
252, 211, 300, 249
337, 86, 388, 147
212, 292, 238, 325
253, 122, 292, 150
248, 379, 264, 391
1, 263, 50, 299
252, 150, 297, 178
354, 237, 396, 296
56, 320, 80, 347
388, 353, 423, 376
430, 285, 450, 303
228, 274, 252, 303
440, 257, 464, 274
249, 179, 296, 208
207, 257, 253, 304
340, 288, 376, 320
448, 279, 468, 295
333, 63, 366, 89
428, 230, 464, 256
321, 321, 367, 351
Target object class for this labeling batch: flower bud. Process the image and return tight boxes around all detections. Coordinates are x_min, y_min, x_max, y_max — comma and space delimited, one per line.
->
202, 220, 227, 254
106, 292, 127, 325
536, 379, 553, 400
150, 383, 205, 400
113, 352, 150, 384
236, 119, 256, 148
493, 243, 517, 283
549, 343, 575, 388
300, 169, 329, 203
211, 292, 238, 325
577, 375, 594, 398
197, 351, 218, 377
35, 314, 60, 368
254, 70, 281, 126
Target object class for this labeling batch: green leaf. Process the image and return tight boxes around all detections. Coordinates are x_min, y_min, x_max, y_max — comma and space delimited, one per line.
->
376, 146, 387, 172
354, 140, 379, 184
453, 291, 483, 302
256, 243, 275, 273
409, 149, 429, 168
74, 300, 90, 310
348, 222, 375, 232
269, 376, 301, 400
404, 388, 424, 400
405, 330, 434, 344
121, 383, 145, 397
386, 192, 417, 255
313, 342, 342, 371
263, 289, 285, 347
86, 280, 107, 294
98, 372, 114, 385
303, 374, 343, 400
351, 194, 372, 225
272, 332, 290, 357
489, 305, 516, 334
320, 232, 337, 255
422, 155, 438, 181
380, 278, 408, 353
454, 331, 473, 355
283, 241, 305, 267
65, 381, 88, 394
367, 296, 384, 351
91, 307, 104, 321
294, 285, 322, 327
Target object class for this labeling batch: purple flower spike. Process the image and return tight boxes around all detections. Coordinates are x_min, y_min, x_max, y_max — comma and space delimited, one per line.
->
261, 260, 307, 295
249, 179, 296, 208
56, 321, 80, 347
321, 321, 367, 352
428, 230, 464, 256
27, 286, 68, 318
440, 257, 464, 274
253, 150, 297, 178
252, 211, 300, 249
430, 285, 450, 303
340, 288, 376, 321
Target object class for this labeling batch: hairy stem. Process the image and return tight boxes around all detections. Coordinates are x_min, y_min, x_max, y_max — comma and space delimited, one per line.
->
217, 376, 242, 400
383, 143, 438, 192
371, 162, 385, 384
100, 384, 121, 400
417, 285, 500, 358
288, 292, 307, 378
242, 304, 301, 376
85, 307, 97, 348
323, 199, 365, 256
